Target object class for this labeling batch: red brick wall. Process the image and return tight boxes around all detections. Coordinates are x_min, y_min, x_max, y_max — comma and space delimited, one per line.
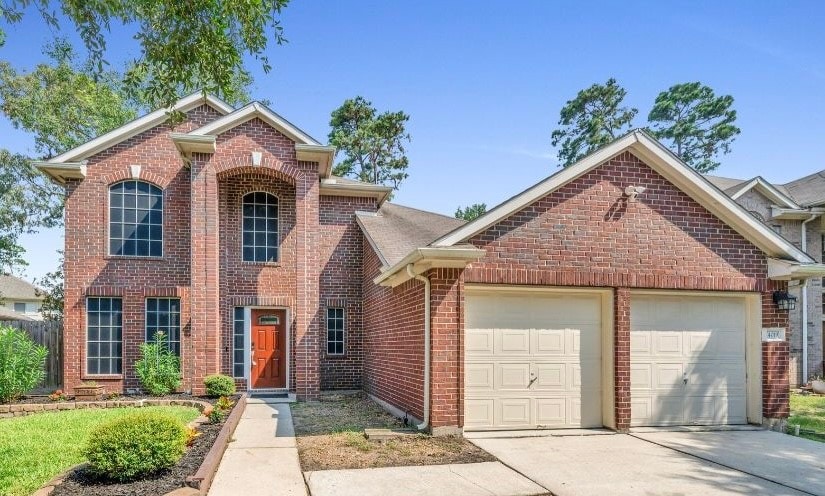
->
362, 240, 425, 419
762, 286, 791, 418
63, 105, 222, 393
429, 268, 464, 429
613, 288, 631, 431
319, 196, 377, 390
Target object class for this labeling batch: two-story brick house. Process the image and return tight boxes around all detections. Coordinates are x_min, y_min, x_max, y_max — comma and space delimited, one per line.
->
38, 93, 825, 434
708, 173, 825, 384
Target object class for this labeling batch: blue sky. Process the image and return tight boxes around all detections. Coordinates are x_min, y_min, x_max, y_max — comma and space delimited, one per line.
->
2, 0, 824, 281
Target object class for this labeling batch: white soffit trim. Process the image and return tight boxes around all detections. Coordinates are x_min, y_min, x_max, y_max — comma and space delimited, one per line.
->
320, 179, 392, 205
730, 177, 800, 209
432, 130, 815, 264
47, 93, 233, 164
768, 258, 825, 280
188, 102, 321, 145
374, 246, 486, 287
33, 162, 87, 184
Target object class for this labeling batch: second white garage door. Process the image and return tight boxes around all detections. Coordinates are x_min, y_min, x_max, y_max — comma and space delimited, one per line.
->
630, 294, 748, 427
465, 290, 603, 430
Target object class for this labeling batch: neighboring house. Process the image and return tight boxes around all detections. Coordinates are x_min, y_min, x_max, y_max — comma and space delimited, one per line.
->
707, 173, 825, 385
38, 93, 825, 435
0, 275, 44, 321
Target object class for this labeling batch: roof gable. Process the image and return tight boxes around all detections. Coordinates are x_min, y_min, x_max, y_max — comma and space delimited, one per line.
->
187, 102, 321, 145
45, 92, 234, 164
432, 130, 814, 264
728, 177, 799, 208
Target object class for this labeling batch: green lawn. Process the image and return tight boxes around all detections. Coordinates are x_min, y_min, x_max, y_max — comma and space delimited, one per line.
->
0, 406, 199, 496
789, 393, 825, 442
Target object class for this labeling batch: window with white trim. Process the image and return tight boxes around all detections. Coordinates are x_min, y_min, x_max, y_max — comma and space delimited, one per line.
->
145, 298, 181, 355
242, 192, 278, 262
86, 297, 123, 375
109, 180, 163, 257
233, 307, 245, 378
326, 307, 345, 355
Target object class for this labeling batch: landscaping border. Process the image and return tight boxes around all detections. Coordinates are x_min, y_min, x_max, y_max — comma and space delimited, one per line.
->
0, 398, 214, 418
185, 393, 247, 494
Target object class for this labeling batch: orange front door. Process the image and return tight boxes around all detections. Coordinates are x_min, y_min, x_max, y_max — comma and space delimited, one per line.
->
251, 309, 286, 389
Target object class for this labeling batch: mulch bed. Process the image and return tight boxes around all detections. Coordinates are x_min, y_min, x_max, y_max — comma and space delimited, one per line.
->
50, 422, 222, 496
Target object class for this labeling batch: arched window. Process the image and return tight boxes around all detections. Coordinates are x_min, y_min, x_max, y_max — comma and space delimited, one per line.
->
109, 180, 163, 257
242, 192, 278, 262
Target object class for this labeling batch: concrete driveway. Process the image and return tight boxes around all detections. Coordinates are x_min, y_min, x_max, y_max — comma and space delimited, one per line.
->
469, 429, 825, 496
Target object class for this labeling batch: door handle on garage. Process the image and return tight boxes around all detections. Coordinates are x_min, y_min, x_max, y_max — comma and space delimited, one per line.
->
683, 373, 688, 385
528, 374, 537, 388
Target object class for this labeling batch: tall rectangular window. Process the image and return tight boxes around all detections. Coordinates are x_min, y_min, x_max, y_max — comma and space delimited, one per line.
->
86, 297, 123, 375
145, 298, 181, 355
233, 307, 245, 377
326, 307, 345, 355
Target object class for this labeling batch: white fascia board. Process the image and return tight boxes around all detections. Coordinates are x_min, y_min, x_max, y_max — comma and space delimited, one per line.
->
373, 246, 486, 287
34, 161, 87, 184
169, 133, 216, 154
431, 132, 639, 247
296, 144, 336, 178
433, 130, 815, 264
768, 258, 825, 280
47, 92, 233, 164
770, 206, 825, 220
189, 102, 321, 145
730, 177, 800, 209
320, 179, 392, 205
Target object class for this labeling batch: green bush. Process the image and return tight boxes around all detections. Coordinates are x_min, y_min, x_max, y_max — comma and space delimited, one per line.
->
84, 410, 188, 481
135, 331, 181, 396
0, 325, 48, 403
204, 374, 236, 397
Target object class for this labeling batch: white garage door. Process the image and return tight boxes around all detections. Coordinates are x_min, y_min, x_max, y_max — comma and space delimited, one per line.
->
465, 291, 602, 430
630, 294, 747, 427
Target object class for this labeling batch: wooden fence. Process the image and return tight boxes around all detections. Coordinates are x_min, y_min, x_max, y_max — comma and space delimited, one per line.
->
3, 320, 63, 391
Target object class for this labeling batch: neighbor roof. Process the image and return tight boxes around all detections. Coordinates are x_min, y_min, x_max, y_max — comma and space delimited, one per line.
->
356, 203, 467, 267
0, 275, 42, 300
430, 129, 815, 265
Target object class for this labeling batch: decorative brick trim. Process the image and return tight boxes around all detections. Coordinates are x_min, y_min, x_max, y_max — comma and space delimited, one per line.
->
214, 161, 301, 185
227, 295, 295, 307
98, 167, 173, 189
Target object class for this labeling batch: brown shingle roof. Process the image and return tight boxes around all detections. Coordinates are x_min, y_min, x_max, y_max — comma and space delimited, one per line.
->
0, 275, 42, 301
704, 175, 749, 195
356, 203, 466, 267
781, 170, 825, 207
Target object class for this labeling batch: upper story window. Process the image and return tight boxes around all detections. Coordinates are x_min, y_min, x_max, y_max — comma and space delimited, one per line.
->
109, 180, 163, 257
242, 192, 278, 263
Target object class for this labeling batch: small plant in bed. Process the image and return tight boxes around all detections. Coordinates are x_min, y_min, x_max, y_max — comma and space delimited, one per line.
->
84, 410, 188, 481
136, 331, 181, 396
0, 325, 48, 403
204, 374, 236, 397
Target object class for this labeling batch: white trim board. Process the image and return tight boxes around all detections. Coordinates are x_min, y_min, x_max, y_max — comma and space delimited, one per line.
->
47, 92, 234, 164
729, 177, 800, 209
431, 130, 815, 265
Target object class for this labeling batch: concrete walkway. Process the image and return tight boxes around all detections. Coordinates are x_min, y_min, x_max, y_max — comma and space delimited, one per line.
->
209, 400, 307, 496
304, 461, 547, 496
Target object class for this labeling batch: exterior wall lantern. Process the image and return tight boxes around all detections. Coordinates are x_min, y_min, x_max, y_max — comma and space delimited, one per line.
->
772, 290, 797, 311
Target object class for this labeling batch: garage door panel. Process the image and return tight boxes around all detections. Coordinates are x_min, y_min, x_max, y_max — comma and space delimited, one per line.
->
465, 291, 603, 430
630, 294, 747, 427
466, 363, 494, 391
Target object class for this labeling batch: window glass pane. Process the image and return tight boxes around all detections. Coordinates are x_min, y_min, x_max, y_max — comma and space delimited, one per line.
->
241, 192, 279, 262
109, 180, 162, 257
233, 307, 245, 378
86, 297, 123, 375
145, 298, 181, 356
326, 307, 345, 355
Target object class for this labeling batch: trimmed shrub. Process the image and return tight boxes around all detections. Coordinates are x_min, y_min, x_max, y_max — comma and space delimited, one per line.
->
135, 331, 181, 396
204, 374, 236, 397
84, 411, 188, 481
0, 325, 48, 403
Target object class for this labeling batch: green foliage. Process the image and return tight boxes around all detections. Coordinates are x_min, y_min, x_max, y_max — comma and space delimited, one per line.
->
0, 406, 198, 496
34, 252, 63, 321
215, 396, 235, 411
0, 41, 137, 271
207, 396, 235, 423
455, 203, 487, 221
551, 78, 638, 167
0, 326, 48, 403
204, 374, 236, 397
329, 96, 411, 191
1, 0, 289, 110
648, 82, 740, 173
135, 331, 181, 396
84, 410, 188, 481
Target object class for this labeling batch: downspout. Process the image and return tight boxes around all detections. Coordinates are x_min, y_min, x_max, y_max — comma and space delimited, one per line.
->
800, 213, 819, 383
407, 264, 431, 431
